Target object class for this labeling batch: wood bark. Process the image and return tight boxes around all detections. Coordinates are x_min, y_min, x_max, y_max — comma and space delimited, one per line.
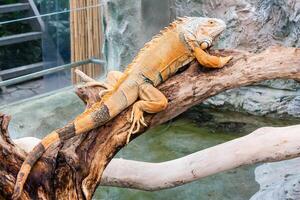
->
0, 46, 299, 199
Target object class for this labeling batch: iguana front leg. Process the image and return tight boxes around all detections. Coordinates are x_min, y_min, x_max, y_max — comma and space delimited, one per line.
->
183, 31, 232, 68
127, 83, 168, 143
193, 47, 233, 68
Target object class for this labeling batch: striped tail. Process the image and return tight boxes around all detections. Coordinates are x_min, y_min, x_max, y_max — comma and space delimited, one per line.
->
12, 103, 111, 200
12, 130, 59, 199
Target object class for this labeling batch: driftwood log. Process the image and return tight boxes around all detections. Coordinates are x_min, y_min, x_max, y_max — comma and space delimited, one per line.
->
101, 124, 300, 190
0, 46, 299, 199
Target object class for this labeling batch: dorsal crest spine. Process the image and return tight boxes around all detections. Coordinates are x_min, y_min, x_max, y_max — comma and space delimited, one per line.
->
102, 17, 190, 101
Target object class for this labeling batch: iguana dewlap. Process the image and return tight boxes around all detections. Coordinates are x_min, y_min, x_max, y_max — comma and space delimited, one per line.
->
13, 17, 232, 199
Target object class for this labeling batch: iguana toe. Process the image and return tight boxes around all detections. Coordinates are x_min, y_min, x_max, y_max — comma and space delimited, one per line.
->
127, 106, 147, 143
219, 55, 233, 68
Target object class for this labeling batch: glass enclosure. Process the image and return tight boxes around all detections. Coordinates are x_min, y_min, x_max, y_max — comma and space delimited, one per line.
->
0, 0, 105, 106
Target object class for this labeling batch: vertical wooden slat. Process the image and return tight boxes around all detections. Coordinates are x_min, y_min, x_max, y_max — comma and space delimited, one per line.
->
70, 0, 102, 84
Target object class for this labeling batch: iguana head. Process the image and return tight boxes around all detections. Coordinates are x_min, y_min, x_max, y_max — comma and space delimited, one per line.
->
182, 17, 226, 50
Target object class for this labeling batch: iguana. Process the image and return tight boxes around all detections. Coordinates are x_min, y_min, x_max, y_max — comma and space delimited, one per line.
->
13, 17, 232, 199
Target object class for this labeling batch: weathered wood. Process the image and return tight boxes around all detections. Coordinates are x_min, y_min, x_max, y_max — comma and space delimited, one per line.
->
0, 46, 299, 199
100, 125, 300, 190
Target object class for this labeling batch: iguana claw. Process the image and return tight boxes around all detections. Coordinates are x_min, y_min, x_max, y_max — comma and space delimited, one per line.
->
127, 105, 148, 144
220, 56, 233, 67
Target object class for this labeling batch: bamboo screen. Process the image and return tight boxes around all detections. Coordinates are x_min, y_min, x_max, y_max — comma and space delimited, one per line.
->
70, 0, 103, 84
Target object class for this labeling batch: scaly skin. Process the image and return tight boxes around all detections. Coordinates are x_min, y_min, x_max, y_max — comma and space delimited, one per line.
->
12, 17, 233, 199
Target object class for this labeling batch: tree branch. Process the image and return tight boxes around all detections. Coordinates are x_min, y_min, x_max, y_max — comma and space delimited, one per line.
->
0, 46, 299, 199
100, 125, 300, 190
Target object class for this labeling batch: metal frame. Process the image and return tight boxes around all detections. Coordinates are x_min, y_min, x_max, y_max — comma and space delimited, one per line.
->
0, 59, 106, 87
0, 3, 31, 14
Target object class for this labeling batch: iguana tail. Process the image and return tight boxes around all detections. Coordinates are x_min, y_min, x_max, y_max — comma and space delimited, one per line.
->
12, 103, 111, 199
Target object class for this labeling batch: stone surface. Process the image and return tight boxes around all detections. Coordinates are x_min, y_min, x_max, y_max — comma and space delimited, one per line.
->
204, 86, 300, 118
0, 88, 84, 139
102, 0, 173, 71
250, 158, 300, 200
0, 79, 45, 106
102, 0, 300, 117
102, 0, 142, 71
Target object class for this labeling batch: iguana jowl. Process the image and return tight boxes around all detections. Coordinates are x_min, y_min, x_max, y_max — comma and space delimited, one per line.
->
13, 17, 232, 199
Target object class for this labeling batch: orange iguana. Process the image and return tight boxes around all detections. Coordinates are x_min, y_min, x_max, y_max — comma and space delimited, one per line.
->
13, 17, 232, 199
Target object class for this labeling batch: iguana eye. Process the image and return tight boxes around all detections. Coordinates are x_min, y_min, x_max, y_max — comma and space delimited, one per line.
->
209, 20, 214, 25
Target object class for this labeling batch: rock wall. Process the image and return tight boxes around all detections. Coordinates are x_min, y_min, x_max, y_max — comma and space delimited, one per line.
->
102, 0, 172, 71
250, 157, 300, 200
102, 0, 300, 117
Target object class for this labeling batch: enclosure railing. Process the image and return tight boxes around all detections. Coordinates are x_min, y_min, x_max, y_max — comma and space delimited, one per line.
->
0, 59, 106, 87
